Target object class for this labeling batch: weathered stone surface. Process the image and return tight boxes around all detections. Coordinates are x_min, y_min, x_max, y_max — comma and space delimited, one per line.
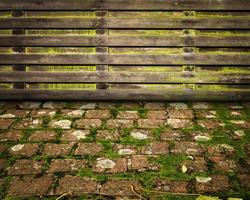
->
167, 119, 193, 129
60, 109, 85, 118
195, 175, 230, 193
47, 159, 87, 173
0, 130, 22, 141
9, 144, 39, 157
78, 102, 96, 110
96, 130, 120, 141
147, 111, 167, 119
230, 120, 250, 129
208, 156, 237, 171
130, 129, 153, 140
98, 102, 116, 109
141, 142, 169, 155
199, 120, 224, 129
14, 118, 43, 129
8, 176, 54, 197
29, 130, 56, 142
207, 144, 235, 156
55, 176, 97, 195
115, 144, 137, 156
75, 143, 103, 156
168, 103, 188, 109
85, 110, 110, 119
121, 102, 142, 110
144, 102, 165, 110
100, 180, 141, 196
1, 110, 29, 118
0, 119, 16, 129
93, 158, 127, 173
195, 110, 217, 119
107, 119, 134, 128
154, 179, 188, 193
160, 130, 183, 141
43, 143, 74, 157
130, 155, 159, 171
49, 119, 72, 129
117, 111, 139, 119
75, 119, 102, 129
8, 159, 44, 175
30, 109, 56, 118
138, 119, 165, 128
171, 142, 204, 155
0, 159, 8, 170
181, 157, 207, 173
192, 102, 212, 109
238, 174, 250, 190
61, 130, 90, 141
18, 101, 41, 109
167, 109, 194, 119
42, 101, 66, 109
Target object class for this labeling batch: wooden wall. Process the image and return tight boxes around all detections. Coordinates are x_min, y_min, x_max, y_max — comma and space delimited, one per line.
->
0, 0, 250, 101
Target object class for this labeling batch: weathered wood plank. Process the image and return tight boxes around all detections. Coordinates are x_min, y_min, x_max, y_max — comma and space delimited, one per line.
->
0, 18, 249, 29
0, 71, 249, 84
0, 0, 249, 11
0, 54, 249, 65
0, 35, 250, 47
0, 89, 249, 101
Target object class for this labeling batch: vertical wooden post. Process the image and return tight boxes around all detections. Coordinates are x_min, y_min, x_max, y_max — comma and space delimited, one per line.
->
183, 11, 197, 91
96, 11, 109, 90
11, 11, 26, 89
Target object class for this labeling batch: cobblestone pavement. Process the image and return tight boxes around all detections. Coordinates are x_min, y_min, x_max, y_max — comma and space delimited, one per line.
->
0, 101, 249, 200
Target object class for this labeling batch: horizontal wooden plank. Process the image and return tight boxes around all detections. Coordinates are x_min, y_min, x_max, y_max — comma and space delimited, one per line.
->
0, 71, 249, 84
0, 0, 249, 11
0, 18, 249, 29
0, 54, 249, 65
0, 89, 249, 101
1, 35, 250, 47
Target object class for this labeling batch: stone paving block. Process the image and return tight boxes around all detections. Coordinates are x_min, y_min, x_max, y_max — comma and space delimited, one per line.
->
166, 119, 193, 128
43, 143, 74, 157
195, 175, 230, 193
60, 109, 85, 118
93, 157, 127, 173
181, 157, 208, 173
0, 110, 30, 118
117, 111, 139, 119
147, 111, 167, 119
9, 144, 39, 157
96, 130, 120, 141
0, 130, 22, 141
167, 109, 194, 119
7, 159, 44, 175
107, 119, 134, 128
47, 159, 87, 173
195, 110, 218, 119
198, 120, 225, 129
144, 102, 165, 110
208, 156, 237, 171
0, 119, 16, 129
75, 119, 102, 129
141, 142, 169, 155
55, 176, 97, 195
168, 103, 189, 109
18, 101, 41, 109
100, 180, 141, 197
7, 176, 54, 197
154, 178, 189, 193
85, 110, 111, 119
130, 155, 160, 171
238, 174, 250, 190
130, 129, 153, 140
30, 109, 57, 118
75, 143, 103, 156
42, 101, 66, 109
13, 118, 43, 129
29, 130, 57, 142
160, 130, 183, 141
49, 119, 72, 129
171, 142, 204, 156
61, 129, 90, 142
138, 119, 165, 128
0, 158, 8, 170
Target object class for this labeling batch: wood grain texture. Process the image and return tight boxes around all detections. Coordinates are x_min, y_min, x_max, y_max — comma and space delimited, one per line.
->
0, 54, 249, 65
0, 71, 249, 84
0, 0, 249, 11
0, 89, 249, 101
0, 35, 249, 47
0, 18, 249, 29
